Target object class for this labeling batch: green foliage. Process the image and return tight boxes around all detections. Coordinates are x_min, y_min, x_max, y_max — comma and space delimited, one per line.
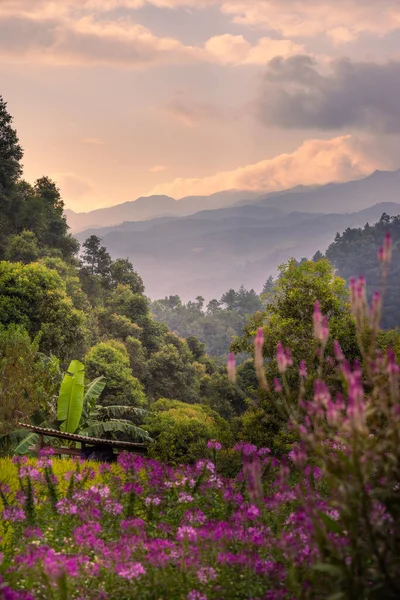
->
151, 285, 263, 359
106, 285, 149, 324
145, 399, 232, 464
85, 341, 146, 407
0, 325, 60, 435
0, 95, 23, 192
1, 176, 78, 263
201, 371, 247, 420
325, 213, 400, 329
4, 231, 41, 264
81, 235, 112, 278
233, 258, 358, 452
57, 360, 85, 434
39, 257, 91, 312
146, 338, 201, 403
234, 258, 357, 368
0, 261, 88, 359
96, 308, 142, 341
109, 258, 144, 294
125, 336, 149, 381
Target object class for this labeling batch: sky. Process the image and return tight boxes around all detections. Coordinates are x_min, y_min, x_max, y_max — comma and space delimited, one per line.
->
2, 0, 400, 211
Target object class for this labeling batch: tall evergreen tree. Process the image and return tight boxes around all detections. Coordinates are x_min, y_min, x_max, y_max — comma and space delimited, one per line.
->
0, 95, 23, 192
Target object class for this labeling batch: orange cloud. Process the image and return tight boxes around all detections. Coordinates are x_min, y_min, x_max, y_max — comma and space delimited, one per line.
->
204, 34, 304, 65
149, 135, 386, 198
0, 14, 202, 68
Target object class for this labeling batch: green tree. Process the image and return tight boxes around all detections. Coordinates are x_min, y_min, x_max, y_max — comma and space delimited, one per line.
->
125, 336, 149, 381
0, 261, 88, 359
40, 257, 91, 312
261, 275, 275, 296
233, 258, 359, 454
145, 399, 232, 465
106, 284, 149, 324
81, 235, 112, 277
234, 258, 357, 366
325, 213, 400, 329
0, 325, 60, 435
96, 308, 142, 342
85, 341, 146, 407
5, 231, 41, 264
110, 258, 144, 294
146, 342, 200, 403
0, 95, 23, 192
34, 177, 78, 259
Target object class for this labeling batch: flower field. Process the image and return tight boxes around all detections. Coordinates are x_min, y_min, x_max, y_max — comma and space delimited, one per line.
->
0, 447, 311, 600
1, 234, 400, 600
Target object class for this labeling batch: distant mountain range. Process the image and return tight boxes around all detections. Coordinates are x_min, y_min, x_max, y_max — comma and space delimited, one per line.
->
65, 190, 261, 233
70, 169, 400, 301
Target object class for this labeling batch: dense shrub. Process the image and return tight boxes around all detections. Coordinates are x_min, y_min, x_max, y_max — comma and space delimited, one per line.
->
145, 399, 232, 464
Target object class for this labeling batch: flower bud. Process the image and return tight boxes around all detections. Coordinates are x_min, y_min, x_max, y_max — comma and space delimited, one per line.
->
227, 352, 236, 384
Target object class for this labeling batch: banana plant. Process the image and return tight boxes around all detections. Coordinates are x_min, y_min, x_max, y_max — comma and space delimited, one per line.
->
2, 360, 152, 454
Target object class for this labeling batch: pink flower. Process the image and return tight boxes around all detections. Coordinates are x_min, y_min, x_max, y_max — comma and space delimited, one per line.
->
187, 592, 207, 600
320, 316, 329, 346
178, 492, 194, 504
3, 507, 25, 522
227, 352, 236, 383
333, 340, 344, 362
197, 566, 217, 584
116, 562, 146, 580
299, 360, 307, 378
176, 525, 198, 542
207, 440, 222, 451
313, 301, 322, 340
383, 231, 392, 264
144, 496, 161, 507
277, 342, 292, 373
246, 504, 260, 520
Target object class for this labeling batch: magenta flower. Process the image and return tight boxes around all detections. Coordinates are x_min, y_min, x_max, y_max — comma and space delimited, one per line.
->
227, 352, 236, 383
115, 562, 146, 580
197, 566, 217, 584
187, 592, 207, 600
207, 440, 222, 451
313, 300, 322, 340
277, 342, 292, 373
176, 525, 198, 542
299, 360, 307, 378
3, 507, 25, 522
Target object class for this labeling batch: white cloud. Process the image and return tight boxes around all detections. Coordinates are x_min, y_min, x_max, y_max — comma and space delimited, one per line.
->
149, 135, 386, 197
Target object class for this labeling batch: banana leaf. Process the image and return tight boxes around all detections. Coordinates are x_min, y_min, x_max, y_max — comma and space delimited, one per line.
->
95, 405, 149, 420
83, 376, 106, 410
79, 420, 152, 443
57, 360, 85, 434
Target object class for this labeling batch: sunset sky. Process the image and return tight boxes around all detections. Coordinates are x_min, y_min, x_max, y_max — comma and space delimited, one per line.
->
2, 0, 400, 211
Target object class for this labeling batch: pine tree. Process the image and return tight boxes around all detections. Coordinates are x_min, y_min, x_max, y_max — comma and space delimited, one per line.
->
0, 95, 23, 192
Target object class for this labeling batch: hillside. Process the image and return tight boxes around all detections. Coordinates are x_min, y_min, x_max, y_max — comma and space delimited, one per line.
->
76, 200, 400, 301
255, 169, 400, 214
66, 189, 261, 233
